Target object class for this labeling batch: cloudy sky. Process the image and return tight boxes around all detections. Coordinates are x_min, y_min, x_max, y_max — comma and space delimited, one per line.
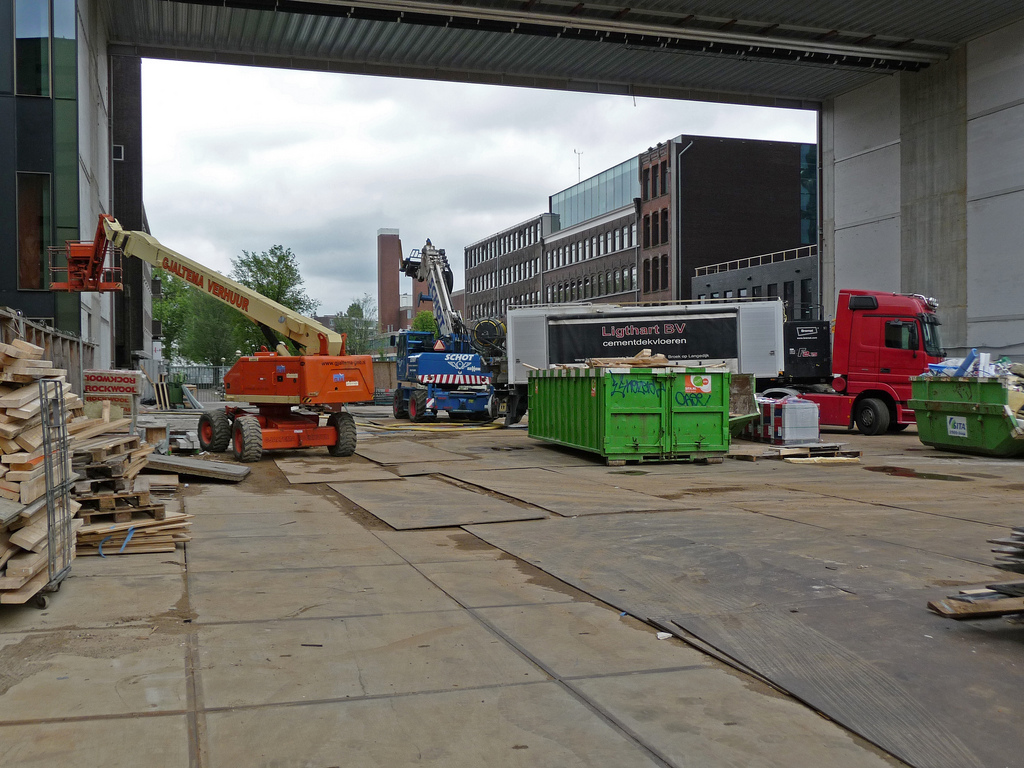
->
142, 60, 816, 317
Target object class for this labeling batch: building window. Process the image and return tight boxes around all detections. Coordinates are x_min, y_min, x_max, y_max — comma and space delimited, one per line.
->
651, 211, 659, 246
16, 0, 51, 97
661, 208, 669, 244
738, 288, 748, 298
631, 223, 637, 247
767, 283, 778, 298
614, 229, 621, 251
752, 285, 763, 297
660, 255, 669, 292
660, 160, 668, 196
800, 278, 814, 319
17, 173, 52, 290
643, 216, 651, 249
642, 167, 650, 200
631, 265, 637, 291
642, 260, 651, 293
783, 281, 795, 316
724, 289, 734, 298
651, 163, 660, 198
711, 292, 720, 299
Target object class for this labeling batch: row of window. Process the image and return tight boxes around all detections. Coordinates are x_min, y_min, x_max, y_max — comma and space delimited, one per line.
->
545, 265, 637, 304
467, 221, 542, 267
545, 223, 636, 271
642, 160, 669, 201
642, 255, 670, 294
468, 257, 542, 293
696, 278, 816, 320
642, 209, 669, 249
469, 292, 543, 320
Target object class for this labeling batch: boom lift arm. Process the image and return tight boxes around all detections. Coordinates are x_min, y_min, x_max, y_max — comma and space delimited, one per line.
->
98, 216, 346, 356
400, 239, 467, 345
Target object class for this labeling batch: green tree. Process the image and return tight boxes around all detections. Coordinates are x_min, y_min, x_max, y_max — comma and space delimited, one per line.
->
229, 245, 321, 355
333, 294, 378, 355
152, 268, 189, 362
178, 290, 239, 365
411, 310, 438, 337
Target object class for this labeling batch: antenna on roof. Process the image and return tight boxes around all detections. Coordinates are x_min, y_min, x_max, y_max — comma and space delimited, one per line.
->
573, 148, 583, 183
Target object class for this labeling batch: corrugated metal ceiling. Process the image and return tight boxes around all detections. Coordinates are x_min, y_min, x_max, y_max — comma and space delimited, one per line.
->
104, 1, 1024, 105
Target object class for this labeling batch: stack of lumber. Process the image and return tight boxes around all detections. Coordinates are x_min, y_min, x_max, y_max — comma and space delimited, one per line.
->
73, 484, 192, 556
0, 339, 81, 506
989, 526, 1024, 570
0, 497, 82, 604
928, 580, 1024, 620
72, 426, 153, 495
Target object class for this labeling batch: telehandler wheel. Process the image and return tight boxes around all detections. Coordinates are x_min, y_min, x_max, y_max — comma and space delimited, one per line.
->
408, 390, 434, 423
855, 398, 890, 436
232, 417, 263, 462
198, 410, 232, 452
392, 389, 408, 419
327, 412, 357, 456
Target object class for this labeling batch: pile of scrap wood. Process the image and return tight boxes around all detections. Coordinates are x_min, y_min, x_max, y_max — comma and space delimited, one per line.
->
66, 421, 191, 556
73, 477, 192, 556
989, 526, 1024, 570
928, 580, 1024, 620
0, 496, 81, 604
0, 339, 81, 506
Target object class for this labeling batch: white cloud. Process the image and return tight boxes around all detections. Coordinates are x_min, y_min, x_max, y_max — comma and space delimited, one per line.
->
143, 60, 816, 315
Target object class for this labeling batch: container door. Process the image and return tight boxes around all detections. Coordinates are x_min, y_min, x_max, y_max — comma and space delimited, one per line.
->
666, 371, 729, 454
602, 369, 667, 457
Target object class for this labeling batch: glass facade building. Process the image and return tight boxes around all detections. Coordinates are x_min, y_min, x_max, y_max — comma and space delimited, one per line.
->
1, 0, 80, 331
549, 157, 639, 230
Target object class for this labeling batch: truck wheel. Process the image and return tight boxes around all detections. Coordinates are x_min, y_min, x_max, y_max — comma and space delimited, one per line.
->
198, 410, 231, 452
327, 412, 357, 456
409, 391, 433, 423
448, 412, 471, 422
392, 389, 408, 419
855, 398, 890, 435
888, 422, 910, 432
232, 417, 263, 462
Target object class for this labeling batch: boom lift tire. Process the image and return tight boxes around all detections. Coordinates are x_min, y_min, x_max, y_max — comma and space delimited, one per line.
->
392, 389, 408, 419
198, 409, 232, 452
855, 398, 890, 436
327, 412, 357, 456
232, 417, 264, 462
408, 390, 434, 423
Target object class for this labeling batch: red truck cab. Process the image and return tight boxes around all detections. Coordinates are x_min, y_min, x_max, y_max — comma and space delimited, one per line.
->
800, 290, 944, 434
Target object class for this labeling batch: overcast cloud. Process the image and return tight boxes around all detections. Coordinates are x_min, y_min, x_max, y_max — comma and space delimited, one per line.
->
143, 60, 816, 316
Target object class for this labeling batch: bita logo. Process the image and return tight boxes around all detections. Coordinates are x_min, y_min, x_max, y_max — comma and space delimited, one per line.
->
684, 374, 713, 393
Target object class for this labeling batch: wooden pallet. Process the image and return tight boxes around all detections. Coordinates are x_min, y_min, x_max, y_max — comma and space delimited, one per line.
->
74, 490, 166, 524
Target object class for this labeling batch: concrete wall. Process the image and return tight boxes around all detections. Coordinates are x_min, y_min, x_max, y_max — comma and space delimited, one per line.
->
966, 18, 1024, 357
78, 0, 114, 368
822, 19, 1024, 357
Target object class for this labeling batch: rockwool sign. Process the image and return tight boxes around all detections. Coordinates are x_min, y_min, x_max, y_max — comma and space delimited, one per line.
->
83, 370, 142, 409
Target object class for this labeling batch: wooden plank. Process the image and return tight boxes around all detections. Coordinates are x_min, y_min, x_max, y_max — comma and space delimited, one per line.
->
4, 464, 45, 483
67, 417, 132, 443
0, 383, 42, 409
0, 570, 48, 603
18, 473, 47, 505
14, 425, 44, 452
145, 453, 251, 482
9, 338, 45, 359
9, 518, 47, 551
928, 596, 1024, 619
0, 415, 41, 440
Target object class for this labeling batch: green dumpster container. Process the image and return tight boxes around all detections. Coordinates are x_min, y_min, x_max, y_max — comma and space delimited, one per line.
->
909, 376, 1024, 457
528, 367, 730, 464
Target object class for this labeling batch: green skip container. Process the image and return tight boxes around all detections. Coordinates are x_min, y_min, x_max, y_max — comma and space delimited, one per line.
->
909, 376, 1024, 457
528, 367, 731, 464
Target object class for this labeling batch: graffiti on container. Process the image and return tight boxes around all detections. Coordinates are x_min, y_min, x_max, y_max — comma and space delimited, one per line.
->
953, 382, 973, 401
609, 374, 662, 400
675, 391, 712, 407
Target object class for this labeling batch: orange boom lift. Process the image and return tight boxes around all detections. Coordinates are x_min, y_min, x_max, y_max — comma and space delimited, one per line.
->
51, 215, 374, 462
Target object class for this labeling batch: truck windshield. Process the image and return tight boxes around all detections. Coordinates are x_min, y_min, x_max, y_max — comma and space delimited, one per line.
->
920, 316, 944, 357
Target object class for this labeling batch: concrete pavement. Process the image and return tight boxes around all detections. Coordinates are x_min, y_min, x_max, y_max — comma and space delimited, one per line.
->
4, 407, 1018, 767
